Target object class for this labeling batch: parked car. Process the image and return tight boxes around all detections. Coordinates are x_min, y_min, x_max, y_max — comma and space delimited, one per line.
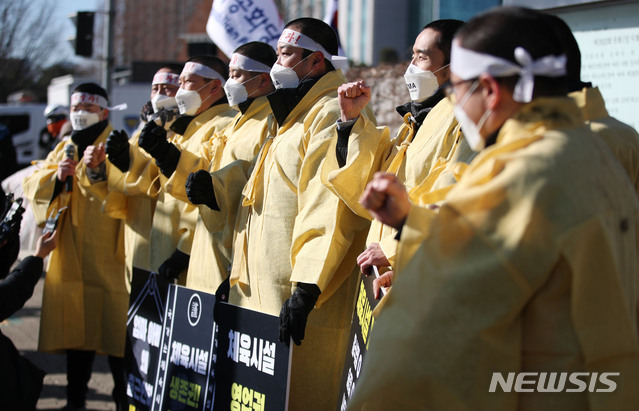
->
0, 103, 49, 168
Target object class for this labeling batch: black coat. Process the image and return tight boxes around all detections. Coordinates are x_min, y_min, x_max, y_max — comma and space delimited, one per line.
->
0, 256, 46, 410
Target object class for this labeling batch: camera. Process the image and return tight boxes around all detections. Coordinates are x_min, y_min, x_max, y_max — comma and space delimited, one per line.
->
0, 194, 25, 244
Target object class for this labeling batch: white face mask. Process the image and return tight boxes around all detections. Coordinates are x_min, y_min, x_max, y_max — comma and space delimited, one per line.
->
175, 81, 213, 115
403, 63, 447, 102
453, 80, 491, 152
151, 93, 178, 113
270, 55, 312, 90
224, 76, 260, 108
70, 110, 101, 131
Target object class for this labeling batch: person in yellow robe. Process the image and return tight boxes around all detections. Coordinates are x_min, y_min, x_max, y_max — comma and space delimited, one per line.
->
186, 18, 376, 410
83, 65, 182, 287
22, 83, 129, 410
348, 7, 639, 410
157, 42, 277, 296
322, 19, 468, 299
381, 11, 639, 284
104, 56, 236, 283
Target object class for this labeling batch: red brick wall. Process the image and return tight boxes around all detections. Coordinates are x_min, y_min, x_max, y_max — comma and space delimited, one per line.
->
113, 0, 213, 67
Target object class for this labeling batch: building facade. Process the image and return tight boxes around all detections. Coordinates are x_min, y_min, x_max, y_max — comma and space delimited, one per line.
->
97, 0, 637, 131
335, 0, 500, 66
506, 0, 639, 131
111, 0, 215, 69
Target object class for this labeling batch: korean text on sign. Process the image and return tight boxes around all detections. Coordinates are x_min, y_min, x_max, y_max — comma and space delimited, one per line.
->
231, 382, 265, 411
169, 341, 209, 375
227, 330, 276, 376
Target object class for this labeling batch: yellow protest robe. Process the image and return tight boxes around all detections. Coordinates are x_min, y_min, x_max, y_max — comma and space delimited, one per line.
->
372, 99, 459, 268
373, 133, 476, 316
376, 128, 477, 277
323, 97, 459, 271
380, 135, 475, 278
83, 129, 162, 286
348, 97, 639, 411
22, 124, 130, 356
422, 130, 476, 196
226, 70, 374, 410
117, 131, 155, 280
388, 97, 459, 191
570, 86, 639, 197
162, 97, 273, 292
115, 104, 236, 277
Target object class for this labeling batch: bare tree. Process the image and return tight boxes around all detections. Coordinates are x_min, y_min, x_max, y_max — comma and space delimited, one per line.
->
0, 0, 63, 102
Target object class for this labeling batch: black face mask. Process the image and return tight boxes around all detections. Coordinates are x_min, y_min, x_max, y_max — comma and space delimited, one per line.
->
266, 77, 321, 126
237, 99, 254, 114
396, 88, 446, 129
170, 116, 195, 135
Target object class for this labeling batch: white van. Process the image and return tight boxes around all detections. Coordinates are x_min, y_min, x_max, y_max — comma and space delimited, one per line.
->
0, 103, 49, 166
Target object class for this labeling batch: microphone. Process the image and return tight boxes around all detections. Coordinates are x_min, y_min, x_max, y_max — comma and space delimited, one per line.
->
65, 143, 76, 192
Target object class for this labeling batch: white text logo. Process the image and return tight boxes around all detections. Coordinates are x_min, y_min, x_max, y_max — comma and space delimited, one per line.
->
489, 372, 619, 393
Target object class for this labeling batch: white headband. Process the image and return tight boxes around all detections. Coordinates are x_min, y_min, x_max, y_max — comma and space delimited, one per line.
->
229, 53, 272, 73
71, 92, 108, 109
182, 62, 226, 86
70, 92, 127, 111
152, 72, 180, 86
450, 42, 567, 103
278, 29, 349, 71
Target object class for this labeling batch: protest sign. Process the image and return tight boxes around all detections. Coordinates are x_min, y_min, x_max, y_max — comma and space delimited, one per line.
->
214, 302, 291, 410
337, 273, 380, 411
125, 268, 171, 410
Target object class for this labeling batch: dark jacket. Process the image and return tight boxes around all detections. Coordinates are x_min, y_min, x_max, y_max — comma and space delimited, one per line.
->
0, 256, 46, 410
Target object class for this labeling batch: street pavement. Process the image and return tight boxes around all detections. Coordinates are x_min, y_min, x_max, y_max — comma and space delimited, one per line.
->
1, 275, 117, 410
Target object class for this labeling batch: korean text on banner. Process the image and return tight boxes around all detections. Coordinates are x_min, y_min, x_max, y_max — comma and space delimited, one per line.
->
206, 0, 283, 58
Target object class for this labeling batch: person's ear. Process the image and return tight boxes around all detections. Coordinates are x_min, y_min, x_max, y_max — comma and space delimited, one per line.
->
209, 79, 222, 95
258, 72, 271, 89
310, 51, 325, 70
437, 65, 450, 86
479, 73, 501, 111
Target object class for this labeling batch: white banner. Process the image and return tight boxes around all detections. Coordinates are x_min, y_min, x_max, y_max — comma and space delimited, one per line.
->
206, 0, 283, 58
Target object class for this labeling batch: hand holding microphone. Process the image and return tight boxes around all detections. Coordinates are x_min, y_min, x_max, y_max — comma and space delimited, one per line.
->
56, 144, 77, 192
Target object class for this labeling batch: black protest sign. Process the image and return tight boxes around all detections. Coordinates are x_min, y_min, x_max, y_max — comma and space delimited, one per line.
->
214, 302, 291, 411
337, 273, 380, 411
154, 285, 217, 411
125, 268, 170, 410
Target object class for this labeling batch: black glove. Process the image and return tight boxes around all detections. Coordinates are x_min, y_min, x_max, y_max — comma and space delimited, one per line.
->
158, 249, 190, 280
185, 170, 219, 210
138, 121, 181, 177
152, 108, 180, 129
105, 129, 130, 172
138, 121, 169, 158
279, 283, 320, 346
139, 101, 154, 123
